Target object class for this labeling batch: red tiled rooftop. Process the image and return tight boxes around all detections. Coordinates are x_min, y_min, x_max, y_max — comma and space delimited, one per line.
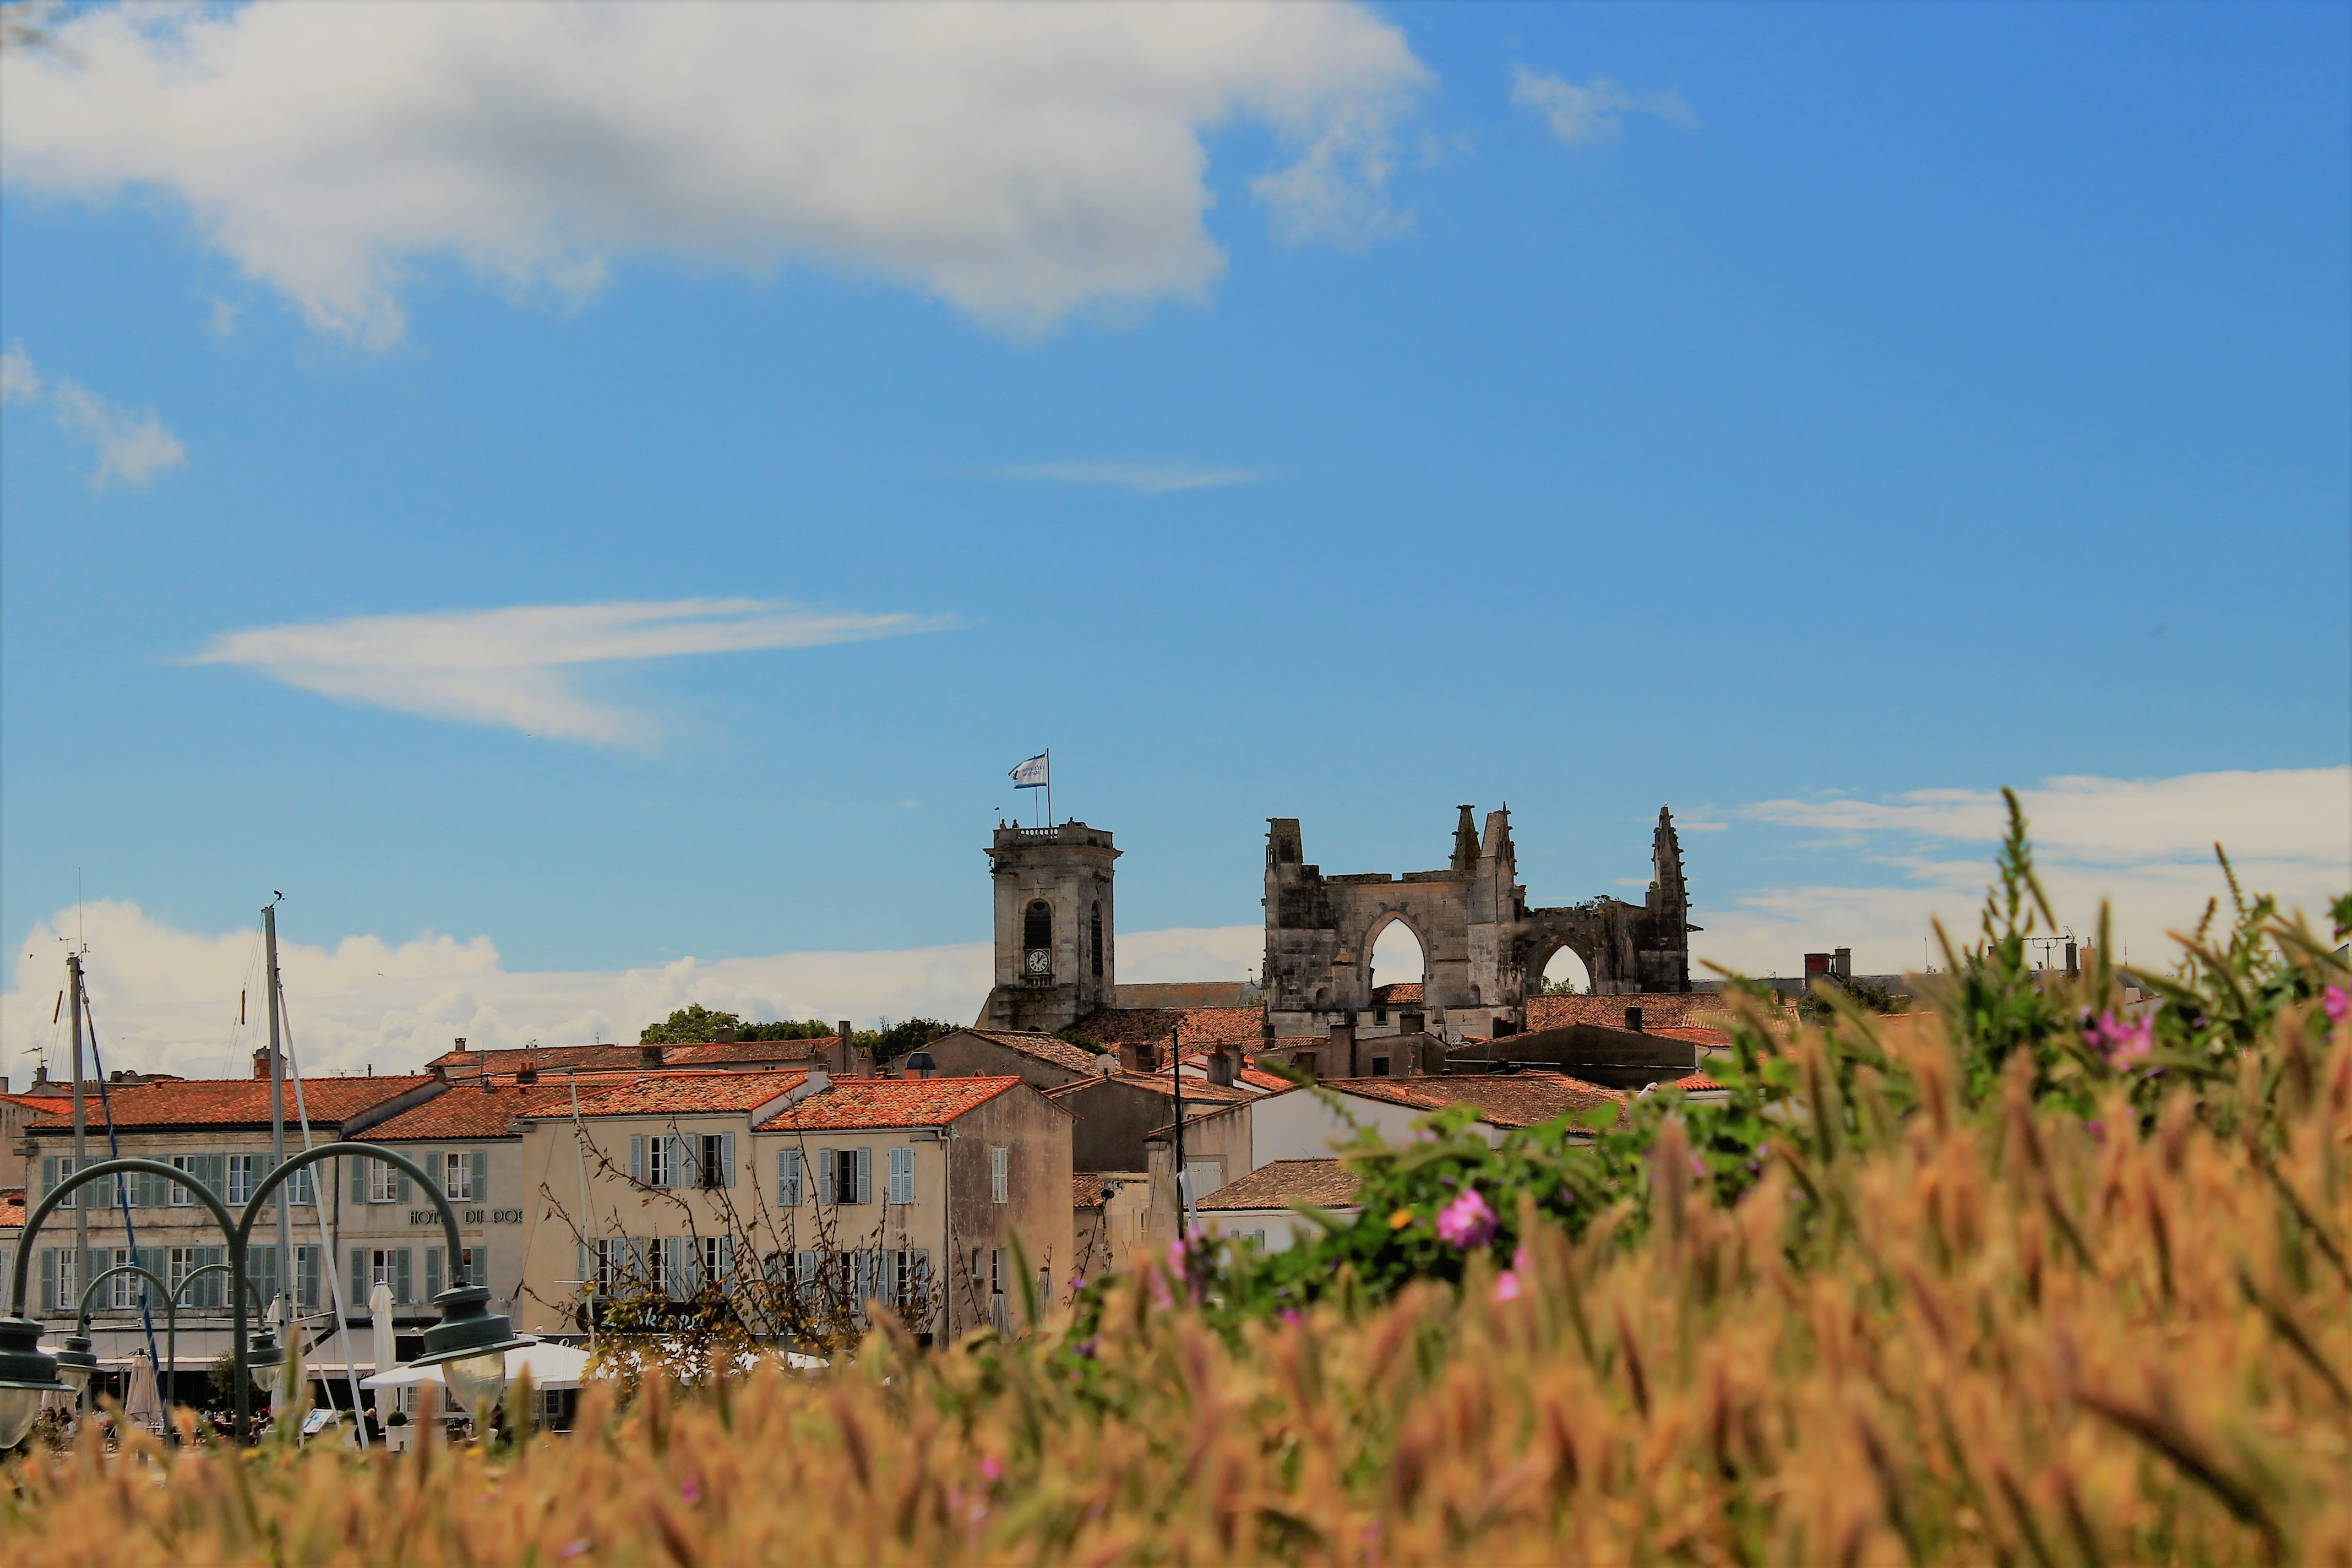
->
533, 1071, 811, 1120
1522, 994, 1733, 1033
1072, 1173, 1109, 1210
1071, 1006, 1265, 1049
1197, 1158, 1361, 1212
1669, 1072, 1727, 1092
952, 1029, 1106, 1076
665, 1038, 837, 1066
367, 1082, 579, 1140
1326, 1072, 1626, 1130
1047, 1069, 1254, 1107
1371, 983, 1424, 1005
0, 1188, 24, 1229
25, 1075, 437, 1133
761, 1076, 1032, 1133
431, 1044, 649, 1074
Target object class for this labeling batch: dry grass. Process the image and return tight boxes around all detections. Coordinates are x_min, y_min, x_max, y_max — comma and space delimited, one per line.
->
4, 1017, 2346, 1566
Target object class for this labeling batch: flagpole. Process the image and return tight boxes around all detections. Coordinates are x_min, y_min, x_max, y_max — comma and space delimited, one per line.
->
1045, 749, 1052, 830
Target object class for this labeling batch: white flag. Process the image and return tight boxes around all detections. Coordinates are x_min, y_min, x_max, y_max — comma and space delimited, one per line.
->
1009, 753, 1049, 789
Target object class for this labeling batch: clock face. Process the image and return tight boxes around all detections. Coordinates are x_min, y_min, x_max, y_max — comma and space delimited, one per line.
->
1025, 948, 1052, 977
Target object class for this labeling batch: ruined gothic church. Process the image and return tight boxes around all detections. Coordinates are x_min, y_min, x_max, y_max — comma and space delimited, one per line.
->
977, 805, 1696, 1048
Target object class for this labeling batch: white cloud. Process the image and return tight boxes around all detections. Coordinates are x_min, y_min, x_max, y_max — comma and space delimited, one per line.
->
982, 459, 1276, 494
0, 3, 1430, 346
1510, 68, 1696, 146
0, 903, 1265, 1080
1695, 767, 2351, 977
1741, 768, 2352, 866
0, 340, 187, 488
188, 597, 956, 745
1, 342, 42, 402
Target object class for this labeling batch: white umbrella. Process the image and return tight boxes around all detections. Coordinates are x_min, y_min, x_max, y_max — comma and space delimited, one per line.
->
122, 1350, 165, 1433
362, 1338, 591, 1393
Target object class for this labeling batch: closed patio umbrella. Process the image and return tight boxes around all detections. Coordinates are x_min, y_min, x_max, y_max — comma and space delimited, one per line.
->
122, 1350, 165, 1434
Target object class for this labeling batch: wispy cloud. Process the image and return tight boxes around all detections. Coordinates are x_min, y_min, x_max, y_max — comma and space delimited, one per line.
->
189, 597, 956, 746
1, 340, 187, 489
980, 460, 1277, 494
1692, 767, 2351, 976
1511, 68, 1696, 147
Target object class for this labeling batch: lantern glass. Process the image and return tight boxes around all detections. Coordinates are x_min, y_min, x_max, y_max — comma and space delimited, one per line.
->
442, 1352, 507, 1422
0, 1386, 43, 1449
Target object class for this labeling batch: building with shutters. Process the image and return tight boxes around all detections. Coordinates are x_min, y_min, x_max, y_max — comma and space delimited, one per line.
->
508, 1069, 1074, 1343
17, 1072, 443, 1397
335, 1080, 576, 1335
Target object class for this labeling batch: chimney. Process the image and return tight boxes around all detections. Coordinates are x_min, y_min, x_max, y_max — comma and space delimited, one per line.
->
640, 1042, 663, 1069
1833, 948, 1853, 981
253, 1046, 273, 1080
453, 1036, 467, 1052
1329, 1021, 1356, 1077
715, 1021, 738, 1043
1624, 1006, 1644, 1034
515, 1063, 538, 1085
2064, 940, 2079, 976
1804, 952, 1832, 982
1205, 1046, 1237, 1088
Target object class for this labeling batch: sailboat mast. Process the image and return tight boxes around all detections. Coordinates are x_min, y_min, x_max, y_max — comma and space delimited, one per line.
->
265, 906, 293, 1370
68, 953, 89, 1325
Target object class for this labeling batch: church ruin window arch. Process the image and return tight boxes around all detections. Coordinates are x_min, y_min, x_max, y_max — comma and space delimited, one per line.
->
1365, 913, 1428, 990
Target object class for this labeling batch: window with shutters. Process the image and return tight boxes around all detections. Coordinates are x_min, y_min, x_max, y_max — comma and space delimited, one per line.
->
699, 1133, 730, 1190
700, 1236, 730, 1287
295, 1246, 322, 1309
368, 1159, 399, 1204
105, 1247, 135, 1309
42, 1156, 77, 1209
776, 1148, 803, 1206
888, 1147, 916, 1205
442, 1150, 473, 1201
47, 1248, 79, 1311
225, 1154, 257, 1205
284, 1166, 315, 1207
990, 1146, 1010, 1204
169, 1155, 199, 1207
592, 1238, 623, 1293
647, 1135, 676, 1190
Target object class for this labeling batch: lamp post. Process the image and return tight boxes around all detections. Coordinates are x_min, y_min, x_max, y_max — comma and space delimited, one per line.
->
7, 1142, 525, 1447
67, 1264, 177, 1427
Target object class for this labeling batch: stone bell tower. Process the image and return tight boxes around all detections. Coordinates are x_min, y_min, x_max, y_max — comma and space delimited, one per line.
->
977, 820, 1119, 1033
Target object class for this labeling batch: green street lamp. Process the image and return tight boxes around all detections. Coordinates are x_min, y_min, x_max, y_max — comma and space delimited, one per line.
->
12, 1142, 525, 1446
52, 1334, 100, 1403
0, 1316, 70, 1450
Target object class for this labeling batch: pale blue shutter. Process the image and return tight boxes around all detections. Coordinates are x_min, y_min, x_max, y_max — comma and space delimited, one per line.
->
395, 1161, 413, 1205
668, 1135, 687, 1191
470, 1148, 489, 1205
425, 1246, 444, 1302
394, 1248, 413, 1305
629, 1135, 645, 1185
40, 1249, 55, 1313
777, 1150, 799, 1206
350, 1157, 368, 1205
350, 1249, 367, 1307
720, 1133, 736, 1188
854, 1148, 872, 1206
418, 1150, 439, 1200
717, 1238, 734, 1284
816, 1148, 835, 1205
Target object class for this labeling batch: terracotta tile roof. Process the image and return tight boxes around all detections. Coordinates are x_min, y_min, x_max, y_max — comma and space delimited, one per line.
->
1522, 994, 1733, 1033
1047, 1070, 1254, 1107
955, 1029, 1106, 1076
1072, 1173, 1108, 1210
1197, 1158, 1361, 1213
662, 1038, 838, 1066
1649, 1026, 1734, 1051
1669, 1072, 1727, 1092
24, 1075, 437, 1133
1239, 1065, 1296, 1093
367, 1082, 578, 1140
1, 1091, 69, 1110
1371, 983, 1424, 1005
432, 1044, 649, 1075
761, 1075, 1032, 1133
1326, 1072, 1626, 1130
0, 1188, 24, 1229
1070, 1006, 1265, 1049
513, 1071, 809, 1120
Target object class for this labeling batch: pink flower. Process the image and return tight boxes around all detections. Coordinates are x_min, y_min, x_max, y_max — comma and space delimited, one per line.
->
1688, 1154, 1706, 1177
1493, 1271, 1521, 1302
979, 1456, 1003, 1482
560, 1543, 590, 1560
2083, 1010, 2153, 1068
1434, 1188, 1496, 1249
2325, 986, 2349, 1024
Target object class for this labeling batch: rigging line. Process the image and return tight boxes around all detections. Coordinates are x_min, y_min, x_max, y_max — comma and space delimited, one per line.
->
79, 992, 167, 1378
274, 972, 371, 1445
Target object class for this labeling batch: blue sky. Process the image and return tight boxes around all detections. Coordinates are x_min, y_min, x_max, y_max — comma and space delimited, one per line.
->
2, 3, 2345, 1074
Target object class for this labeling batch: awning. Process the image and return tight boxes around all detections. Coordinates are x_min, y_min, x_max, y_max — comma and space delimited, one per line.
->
362, 1338, 591, 1392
